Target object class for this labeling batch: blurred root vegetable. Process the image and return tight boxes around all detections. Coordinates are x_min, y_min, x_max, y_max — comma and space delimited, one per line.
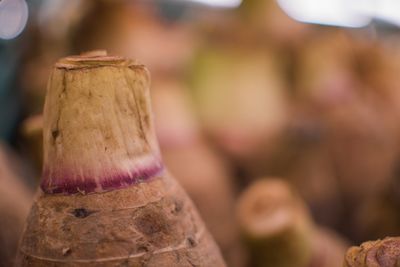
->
190, 45, 289, 176
324, 102, 397, 204
350, 191, 400, 243
294, 32, 399, 240
0, 143, 32, 266
236, 178, 346, 267
285, 140, 342, 228
151, 78, 245, 266
236, 179, 313, 267
239, 0, 311, 44
72, 1, 195, 76
16, 52, 225, 266
310, 228, 347, 267
20, 114, 43, 173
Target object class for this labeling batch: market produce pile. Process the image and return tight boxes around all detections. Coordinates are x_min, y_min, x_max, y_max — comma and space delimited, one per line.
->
3, 1, 400, 266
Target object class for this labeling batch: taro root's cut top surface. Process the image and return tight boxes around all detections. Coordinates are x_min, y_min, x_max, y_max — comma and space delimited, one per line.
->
343, 237, 400, 267
41, 51, 163, 194
56, 50, 137, 70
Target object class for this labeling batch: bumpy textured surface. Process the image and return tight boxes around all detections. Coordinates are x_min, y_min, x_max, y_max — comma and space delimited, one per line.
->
16, 173, 224, 266
343, 237, 400, 267
16, 52, 225, 266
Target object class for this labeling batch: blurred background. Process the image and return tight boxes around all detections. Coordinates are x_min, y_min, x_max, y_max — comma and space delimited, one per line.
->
2, 0, 400, 266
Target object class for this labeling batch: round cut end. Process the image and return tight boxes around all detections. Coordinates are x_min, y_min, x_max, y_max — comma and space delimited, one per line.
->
56, 50, 142, 70
237, 179, 301, 238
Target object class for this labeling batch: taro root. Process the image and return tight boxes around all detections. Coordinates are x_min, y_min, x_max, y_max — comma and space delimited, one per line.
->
16, 51, 225, 266
190, 45, 289, 177
72, 1, 195, 77
343, 237, 400, 267
295, 32, 398, 205
237, 178, 346, 267
239, 0, 310, 44
0, 143, 32, 266
293, 32, 400, 242
151, 78, 245, 266
237, 179, 313, 267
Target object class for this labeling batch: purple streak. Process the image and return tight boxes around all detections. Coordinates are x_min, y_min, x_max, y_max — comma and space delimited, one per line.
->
40, 163, 164, 195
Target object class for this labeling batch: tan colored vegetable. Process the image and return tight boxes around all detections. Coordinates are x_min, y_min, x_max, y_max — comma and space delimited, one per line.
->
237, 178, 346, 267
20, 114, 43, 173
236, 179, 314, 267
151, 78, 245, 266
16, 52, 225, 266
190, 45, 289, 176
343, 237, 400, 267
239, 0, 310, 44
0, 143, 32, 266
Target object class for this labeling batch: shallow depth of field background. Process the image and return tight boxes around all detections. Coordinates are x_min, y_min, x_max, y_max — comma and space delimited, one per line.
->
2, 0, 400, 265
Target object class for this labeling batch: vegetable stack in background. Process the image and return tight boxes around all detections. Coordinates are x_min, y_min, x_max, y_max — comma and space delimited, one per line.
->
8, 1, 400, 267
16, 51, 225, 266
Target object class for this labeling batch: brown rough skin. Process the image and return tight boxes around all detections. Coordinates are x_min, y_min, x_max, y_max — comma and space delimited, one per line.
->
343, 237, 400, 267
16, 174, 223, 266
15, 51, 225, 267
